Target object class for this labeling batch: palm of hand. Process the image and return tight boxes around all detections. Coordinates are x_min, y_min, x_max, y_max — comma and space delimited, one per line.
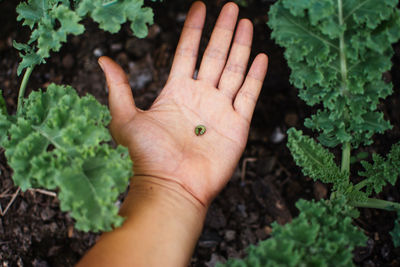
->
118, 77, 249, 203
99, 2, 268, 205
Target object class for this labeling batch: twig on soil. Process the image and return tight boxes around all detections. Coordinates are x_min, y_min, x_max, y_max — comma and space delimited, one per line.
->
0, 188, 11, 198
241, 157, 257, 183
275, 160, 292, 186
28, 188, 57, 197
0, 187, 21, 216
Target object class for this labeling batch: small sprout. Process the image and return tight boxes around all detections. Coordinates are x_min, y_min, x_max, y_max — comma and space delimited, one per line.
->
195, 125, 206, 136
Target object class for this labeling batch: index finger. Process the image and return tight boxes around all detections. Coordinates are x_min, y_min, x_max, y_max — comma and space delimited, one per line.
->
168, 2, 206, 80
234, 54, 268, 123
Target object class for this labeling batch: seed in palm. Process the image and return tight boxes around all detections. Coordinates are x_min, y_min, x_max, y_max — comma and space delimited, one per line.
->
195, 125, 206, 136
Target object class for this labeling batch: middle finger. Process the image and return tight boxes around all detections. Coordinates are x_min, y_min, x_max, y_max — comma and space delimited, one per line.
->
197, 2, 239, 87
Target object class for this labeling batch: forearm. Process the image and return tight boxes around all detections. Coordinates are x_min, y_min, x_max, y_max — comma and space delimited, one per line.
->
76, 176, 207, 267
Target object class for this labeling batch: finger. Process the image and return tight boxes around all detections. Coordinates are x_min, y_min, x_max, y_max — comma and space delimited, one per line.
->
234, 54, 268, 122
218, 19, 253, 99
197, 2, 239, 86
98, 56, 137, 124
169, 1, 206, 79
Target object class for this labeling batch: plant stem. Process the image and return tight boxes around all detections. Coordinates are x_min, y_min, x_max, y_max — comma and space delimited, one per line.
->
102, 0, 118, 7
352, 198, 400, 211
17, 66, 34, 116
338, 0, 349, 96
354, 179, 368, 191
341, 142, 351, 173
338, 0, 352, 175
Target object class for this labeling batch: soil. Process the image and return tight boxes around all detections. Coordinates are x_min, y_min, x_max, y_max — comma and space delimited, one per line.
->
1, 0, 400, 266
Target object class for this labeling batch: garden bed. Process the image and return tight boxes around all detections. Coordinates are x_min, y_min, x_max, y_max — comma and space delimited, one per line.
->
1, 0, 400, 266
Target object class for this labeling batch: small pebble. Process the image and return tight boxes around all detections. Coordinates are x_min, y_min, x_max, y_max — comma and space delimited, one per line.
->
147, 24, 161, 39
224, 230, 236, 242
270, 127, 285, 143
32, 259, 50, 267
205, 254, 226, 267
93, 48, 103, 57
110, 43, 123, 52
40, 208, 55, 221
176, 13, 187, 23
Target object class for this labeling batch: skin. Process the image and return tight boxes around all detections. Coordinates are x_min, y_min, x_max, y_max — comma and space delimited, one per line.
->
76, 2, 268, 267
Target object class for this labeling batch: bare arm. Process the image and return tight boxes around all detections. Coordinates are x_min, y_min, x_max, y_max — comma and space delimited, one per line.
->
76, 2, 268, 266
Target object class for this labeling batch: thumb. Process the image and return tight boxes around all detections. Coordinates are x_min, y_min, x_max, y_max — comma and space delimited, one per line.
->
98, 56, 137, 124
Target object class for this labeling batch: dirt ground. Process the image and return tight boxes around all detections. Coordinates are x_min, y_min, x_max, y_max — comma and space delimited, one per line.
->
1, 0, 400, 266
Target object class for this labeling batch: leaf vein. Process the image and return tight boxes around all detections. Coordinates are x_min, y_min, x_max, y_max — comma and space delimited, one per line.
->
283, 14, 339, 50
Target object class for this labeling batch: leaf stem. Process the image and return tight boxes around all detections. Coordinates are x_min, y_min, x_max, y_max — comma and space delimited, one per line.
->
338, 0, 349, 96
338, 0, 352, 175
341, 142, 351, 173
102, 0, 118, 7
354, 179, 368, 191
17, 66, 34, 116
352, 198, 400, 211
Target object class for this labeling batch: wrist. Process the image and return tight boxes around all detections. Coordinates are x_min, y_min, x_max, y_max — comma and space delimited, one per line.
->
120, 175, 208, 218
118, 175, 208, 266
78, 175, 208, 267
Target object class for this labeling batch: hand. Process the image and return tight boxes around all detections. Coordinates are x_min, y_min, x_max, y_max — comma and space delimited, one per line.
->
98, 1, 268, 206
79, 2, 268, 266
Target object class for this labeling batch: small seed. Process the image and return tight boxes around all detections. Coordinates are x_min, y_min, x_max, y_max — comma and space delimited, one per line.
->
195, 125, 206, 136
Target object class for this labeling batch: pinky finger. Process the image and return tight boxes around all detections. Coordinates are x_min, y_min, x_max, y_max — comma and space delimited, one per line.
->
234, 54, 268, 122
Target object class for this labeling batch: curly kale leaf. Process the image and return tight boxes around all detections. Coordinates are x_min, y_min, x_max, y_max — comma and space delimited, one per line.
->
0, 89, 7, 115
76, 0, 154, 37
218, 198, 366, 267
13, 41, 43, 76
15, 0, 156, 75
2, 84, 132, 232
391, 210, 400, 247
16, 0, 84, 75
268, 0, 400, 148
0, 90, 12, 147
287, 128, 349, 192
359, 143, 400, 195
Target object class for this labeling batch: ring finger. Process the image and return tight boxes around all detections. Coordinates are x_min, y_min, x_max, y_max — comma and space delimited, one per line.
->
218, 19, 253, 99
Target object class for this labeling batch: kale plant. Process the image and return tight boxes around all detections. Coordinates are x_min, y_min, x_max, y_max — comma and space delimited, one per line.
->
220, 0, 400, 265
268, 0, 400, 214
219, 197, 366, 267
0, 0, 157, 232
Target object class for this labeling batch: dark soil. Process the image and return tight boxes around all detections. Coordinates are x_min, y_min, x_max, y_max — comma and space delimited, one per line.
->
1, 0, 400, 266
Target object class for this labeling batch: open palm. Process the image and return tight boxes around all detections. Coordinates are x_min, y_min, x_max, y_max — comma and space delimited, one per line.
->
98, 2, 268, 206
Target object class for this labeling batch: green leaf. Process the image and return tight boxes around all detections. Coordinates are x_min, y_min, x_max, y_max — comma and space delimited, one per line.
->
0, 90, 7, 115
13, 41, 43, 76
77, 0, 154, 37
0, 90, 12, 147
268, 0, 400, 148
391, 210, 400, 247
218, 198, 367, 267
350, 151, 369, 164
3, 84, 132, 232
359, 142, 400, 195
15, 0, 156, 73
128, 6, 154, 38
35, 5, 84, 58
287, 128, 348, 191
15, 1, 84, 73
0, 115, 12, 148
233, 0, 248, 7
16, 0, 51, 29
